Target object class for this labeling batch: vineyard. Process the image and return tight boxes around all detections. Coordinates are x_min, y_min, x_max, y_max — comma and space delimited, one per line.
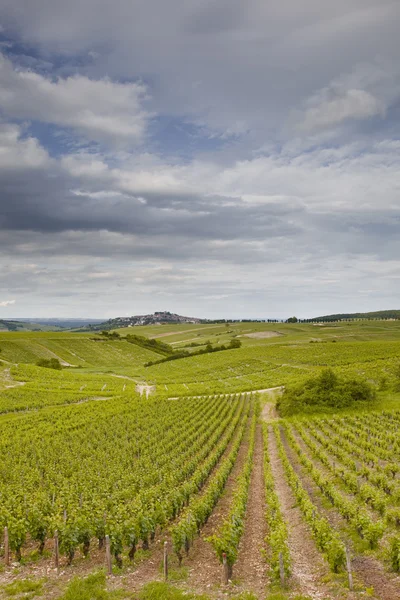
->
0, 321, 400, 599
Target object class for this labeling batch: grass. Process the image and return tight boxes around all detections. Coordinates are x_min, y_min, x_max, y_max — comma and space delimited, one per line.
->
137, 582, 210, 600
56, 577, 314, 600
165, 567, 189, 582
266, 595, 312, 600
2, 321, 400, 399
2, 578, 44, 598
57, 571, 127, 600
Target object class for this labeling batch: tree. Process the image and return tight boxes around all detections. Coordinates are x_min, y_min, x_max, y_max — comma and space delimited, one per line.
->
277, 368, 376, 416
287, 316, 298, 323
36, 358, 62, 370
229, 339, 241, 349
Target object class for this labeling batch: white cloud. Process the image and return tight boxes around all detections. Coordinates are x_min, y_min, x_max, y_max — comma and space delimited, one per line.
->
0, 299, 15, 307
0, 53, 150, 146
0, 123, 50, 169
297, 88, 384, 132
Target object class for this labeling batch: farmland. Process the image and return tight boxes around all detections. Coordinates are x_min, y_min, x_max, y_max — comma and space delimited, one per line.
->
1, 321, 400, 599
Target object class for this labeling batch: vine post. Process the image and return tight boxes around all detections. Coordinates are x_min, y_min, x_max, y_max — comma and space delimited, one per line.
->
163, 541, 168, 581
105, 535, 112, 575
4, 527, 9, 566
54, 530, 59, 573
221, 552, 229, 585
345, 546, 353, 591
279, 552, 285, 586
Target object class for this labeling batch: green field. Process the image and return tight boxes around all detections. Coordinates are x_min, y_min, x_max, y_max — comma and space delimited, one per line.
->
1, 321, 400, 599
2, 321, 400, 401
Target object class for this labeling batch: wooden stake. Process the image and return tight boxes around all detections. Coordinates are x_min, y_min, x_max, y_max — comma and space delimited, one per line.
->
4, 527, 9, 566
105, 535, 112, 575
279, 552, 285, 587
345, 546, 353, 591
221, 553, 229, 585
163, 541, 168, 581
54, 530, 59, 573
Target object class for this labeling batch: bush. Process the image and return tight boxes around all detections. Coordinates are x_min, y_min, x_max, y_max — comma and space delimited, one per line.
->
277, 368, 376, 416
36, 358, 62, 370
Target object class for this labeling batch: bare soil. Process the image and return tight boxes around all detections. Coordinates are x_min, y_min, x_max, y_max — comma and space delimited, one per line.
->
261, 402, 278, 421
183, 417, 251, 596
234, 423, 269, 597
268, 425, 336, 599
286, 427, 400, 600
0, 367, 26, 389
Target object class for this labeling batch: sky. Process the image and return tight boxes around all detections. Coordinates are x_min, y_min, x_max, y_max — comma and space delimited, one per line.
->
0, 0, 399, 320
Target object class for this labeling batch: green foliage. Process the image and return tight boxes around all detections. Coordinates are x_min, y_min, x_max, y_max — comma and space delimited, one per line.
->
58, 571, 124, 600
0, 332, 159, 370
262, 423, 291, 583
228, 338, 242, 349
0, 391, 252, 568
389, 536, 400, 572
59, 524, 80, 564
284, 423, 384, 550
3, 578, 44, 598
145, 337, 242, 367
7, 515, 27, 560
126, 334, 174, 356
274, 424, 346, 573
171, 398, 250, 563
138, 582, 210, 600
309, 310, 400, 322
36, 358, 62, 370
277, 368, 376, 415
207, 406, 258, 570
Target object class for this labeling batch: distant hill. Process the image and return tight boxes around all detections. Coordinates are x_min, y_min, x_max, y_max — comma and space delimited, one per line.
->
308, 310, 400, 322
15, 318, 106, 329
0, 318, 105, 331
0, 319, 64, 332
86, 311, 204, 331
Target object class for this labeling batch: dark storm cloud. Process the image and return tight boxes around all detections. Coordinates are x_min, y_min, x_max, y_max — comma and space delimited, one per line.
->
0, 164, 302, 241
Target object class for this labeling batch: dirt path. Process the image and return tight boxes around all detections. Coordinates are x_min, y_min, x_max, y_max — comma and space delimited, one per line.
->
234, 423, 269, 597
261, 402, 278, 421
0, 367, 26, 389
286, 427, 400, 600
183, 417, 251, 595
268, 426, 334, 599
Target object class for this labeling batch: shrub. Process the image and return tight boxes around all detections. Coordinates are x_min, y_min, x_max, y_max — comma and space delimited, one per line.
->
277, 368, 376, 416
36, 358, 62, 370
